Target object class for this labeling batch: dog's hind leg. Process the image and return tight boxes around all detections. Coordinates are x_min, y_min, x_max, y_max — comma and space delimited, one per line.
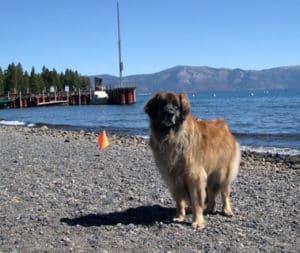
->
205, 184, 219, 215
221, 143, 240, 217
205, 172, 221, 214
221, 184, 234, 217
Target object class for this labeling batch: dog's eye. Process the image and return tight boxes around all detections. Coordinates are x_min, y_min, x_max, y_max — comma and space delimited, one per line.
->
172, 102, 179, 108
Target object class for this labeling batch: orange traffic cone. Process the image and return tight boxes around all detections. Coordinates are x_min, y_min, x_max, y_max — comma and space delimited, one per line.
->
98, 130, 109, 149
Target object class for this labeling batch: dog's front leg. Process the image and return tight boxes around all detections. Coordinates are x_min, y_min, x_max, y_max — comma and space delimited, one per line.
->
170, 181, 187, 222
188, 170, 207, 228
173, 198, 186, 222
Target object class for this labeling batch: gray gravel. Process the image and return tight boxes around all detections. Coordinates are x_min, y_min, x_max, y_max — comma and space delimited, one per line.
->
0, 126, 299, 252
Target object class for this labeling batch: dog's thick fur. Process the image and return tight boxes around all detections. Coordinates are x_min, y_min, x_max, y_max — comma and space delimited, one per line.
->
144, 92, 240, 228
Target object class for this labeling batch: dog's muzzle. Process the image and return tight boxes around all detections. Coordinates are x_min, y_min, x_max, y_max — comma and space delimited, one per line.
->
162, 104, 177, 127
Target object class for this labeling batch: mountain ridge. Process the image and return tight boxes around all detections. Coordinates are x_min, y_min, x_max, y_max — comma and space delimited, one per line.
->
91, 65, 300, 93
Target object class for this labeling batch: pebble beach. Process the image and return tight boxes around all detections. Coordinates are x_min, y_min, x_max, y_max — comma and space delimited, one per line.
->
0, 125, 299, 252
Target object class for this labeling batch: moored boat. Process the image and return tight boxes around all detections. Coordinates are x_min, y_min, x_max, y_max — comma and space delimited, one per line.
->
90, 90, 109, 105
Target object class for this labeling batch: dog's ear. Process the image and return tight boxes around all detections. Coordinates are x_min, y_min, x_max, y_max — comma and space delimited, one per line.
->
179, 92, 191, 119
144, 93, 160, 118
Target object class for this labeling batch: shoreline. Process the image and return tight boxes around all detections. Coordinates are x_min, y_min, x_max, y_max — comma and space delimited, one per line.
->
1, 125, 299, 169
1, 123, 300, 155
0, 125, 299, 252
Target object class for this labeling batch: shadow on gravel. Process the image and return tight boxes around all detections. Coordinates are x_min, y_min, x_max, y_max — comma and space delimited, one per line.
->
60, 205, 177, 227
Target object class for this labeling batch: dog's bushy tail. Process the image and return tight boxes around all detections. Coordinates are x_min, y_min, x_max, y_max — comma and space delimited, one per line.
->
228, 142, 241, 183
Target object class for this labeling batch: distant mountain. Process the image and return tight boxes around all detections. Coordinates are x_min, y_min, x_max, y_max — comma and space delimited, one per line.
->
91, 65, 300, 93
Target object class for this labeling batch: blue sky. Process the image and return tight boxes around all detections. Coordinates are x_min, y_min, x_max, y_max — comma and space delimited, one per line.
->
1, 0, 299, 76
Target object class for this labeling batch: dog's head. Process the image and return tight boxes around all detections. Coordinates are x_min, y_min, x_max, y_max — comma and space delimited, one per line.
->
144, 92, 191, 131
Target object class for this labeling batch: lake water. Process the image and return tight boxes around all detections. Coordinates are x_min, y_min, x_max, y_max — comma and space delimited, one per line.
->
1, 90, 299, 155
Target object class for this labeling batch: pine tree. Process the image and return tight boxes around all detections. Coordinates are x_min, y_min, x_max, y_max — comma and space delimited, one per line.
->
1, 63, 91, 94
73, 70, 80, 89
5, 63, 18, 93
23, 71, 30, 93
29, 67, 40, 93
41, 66, 50, 90
79, 76, 90, 89
37, 74, 45, 93
64, 69, 76, 91
0, 67, 4, 95
59, 72, 66, 90
16, 63, 24, 93
49, 69, 62, 91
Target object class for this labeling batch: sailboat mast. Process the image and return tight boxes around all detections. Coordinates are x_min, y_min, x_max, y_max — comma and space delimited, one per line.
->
117, 0, 123, 87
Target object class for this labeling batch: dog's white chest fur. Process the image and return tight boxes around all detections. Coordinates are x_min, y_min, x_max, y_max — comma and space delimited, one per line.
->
150, 129, 191, 176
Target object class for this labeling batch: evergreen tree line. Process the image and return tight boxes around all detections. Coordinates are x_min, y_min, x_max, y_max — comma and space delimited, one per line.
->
0, 63, 90, 95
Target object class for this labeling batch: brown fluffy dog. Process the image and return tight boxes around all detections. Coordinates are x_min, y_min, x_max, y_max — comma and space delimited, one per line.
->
144, 92, 240, 228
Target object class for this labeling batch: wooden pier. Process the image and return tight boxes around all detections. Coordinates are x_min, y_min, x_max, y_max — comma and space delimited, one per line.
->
106, 87, 135, 105
0, 87, 135, 109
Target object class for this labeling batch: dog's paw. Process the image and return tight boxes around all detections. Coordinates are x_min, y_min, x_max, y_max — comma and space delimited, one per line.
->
204, 208, 216, 215
191, 220, 207, 229
173, 215, 185, 223
221, 209, 234, 217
